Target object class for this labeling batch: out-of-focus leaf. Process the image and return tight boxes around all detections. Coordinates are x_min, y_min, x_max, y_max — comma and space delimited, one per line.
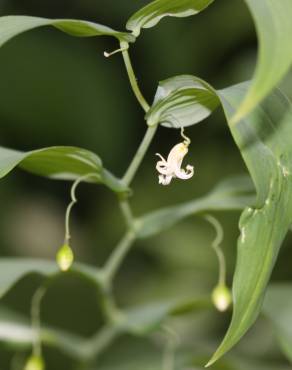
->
137, 175, 255, 238
0, 306, 88, 359
232, 0, 292, 123
228, 356, 292, 370
126, 0, 214, 36
0, 258, 102, 299
207, 83, 292, 365
263, 284, 292, 363
146, 75, 219, 128
0, 146, 128, 193
0, 16, 134, 48
124, 296, 211, 335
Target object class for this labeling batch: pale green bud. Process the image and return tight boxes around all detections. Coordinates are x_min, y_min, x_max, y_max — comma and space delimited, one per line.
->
56, 244, 74, 271
24, 355, 45, 370
212, 284, 232, 312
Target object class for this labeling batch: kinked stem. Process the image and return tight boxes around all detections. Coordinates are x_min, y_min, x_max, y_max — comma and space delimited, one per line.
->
120, 41, 150, 113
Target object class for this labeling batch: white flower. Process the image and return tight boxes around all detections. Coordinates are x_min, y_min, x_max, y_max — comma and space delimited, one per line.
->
156, 142, 194, 185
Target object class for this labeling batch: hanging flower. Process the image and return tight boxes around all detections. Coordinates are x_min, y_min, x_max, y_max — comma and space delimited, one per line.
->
156, 141, 194, 185
212, 284, 232, 312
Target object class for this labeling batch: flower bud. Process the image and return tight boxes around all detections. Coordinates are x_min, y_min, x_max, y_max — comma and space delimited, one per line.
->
24, 355, 45, 370
56, 244, 74, 271
212, 284, 232, 312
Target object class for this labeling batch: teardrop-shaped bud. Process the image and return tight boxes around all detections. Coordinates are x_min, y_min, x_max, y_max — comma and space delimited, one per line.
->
24, 355, 45, 370
56, 244, 74, 271
212, 284, 232, 312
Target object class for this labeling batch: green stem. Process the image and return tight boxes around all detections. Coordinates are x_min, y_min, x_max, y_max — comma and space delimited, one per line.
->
122, 125, 157, 186
204, 215, 226, 286
103, 231, 136, 284
162, 326, 179, 370
64, 173, 100, 244
119, 199, 134, 229
82, 325, 120, 361
120, 41, 150, 112
31, 286, 46, 357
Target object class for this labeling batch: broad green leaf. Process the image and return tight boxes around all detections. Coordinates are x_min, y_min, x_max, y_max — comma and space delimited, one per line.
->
0, 16, 134, 48
263, 284, 292, 363
207, 83, 292, 365
0, 258, 102, 299
232, 0, 292, 123
0, 146, 127, 193
137, 175, 255, 238
146, 75, 219, 128
126, 0, 214, 36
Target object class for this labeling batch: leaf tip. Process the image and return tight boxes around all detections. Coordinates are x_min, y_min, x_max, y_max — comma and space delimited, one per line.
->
205, 348, 223, 368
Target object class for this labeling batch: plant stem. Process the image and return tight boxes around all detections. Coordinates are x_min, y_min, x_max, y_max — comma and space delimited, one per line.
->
204, 215, 226, 286
103, 231, 136, 284
122, 125, 157, 186
120, 41, 150, 112
119, 199, 134, 229
83, 325, 120, 361
31, 286, 46, 357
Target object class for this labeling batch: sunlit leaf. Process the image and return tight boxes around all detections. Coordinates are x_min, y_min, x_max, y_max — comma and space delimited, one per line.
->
126, 0, 214, 36
0, 16, 134, 49
0, 146, 128, 193
207, 83, 292, 365
232, 0, 292, 123
137, 175, 255, 238
146, 75, 219, 128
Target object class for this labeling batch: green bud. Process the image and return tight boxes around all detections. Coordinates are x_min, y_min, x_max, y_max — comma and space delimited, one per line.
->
212, 284, 232, 312
24, 355, 45, 370
56, 244, 74, 271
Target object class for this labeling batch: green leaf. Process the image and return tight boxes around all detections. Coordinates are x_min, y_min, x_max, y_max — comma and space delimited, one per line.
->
229, 356, 292, 370
124, 297, 211, 335
0, 146, 128, 193
207, 83, 292, 365
137, 175, 255, 238
0, 306, 88, 359
126, 0, 214, 36
0, 258, 102, 299
232, 0, 292, 123
263, 284, 292, 363
0, 16, 134, 48
146, 75, 220, 128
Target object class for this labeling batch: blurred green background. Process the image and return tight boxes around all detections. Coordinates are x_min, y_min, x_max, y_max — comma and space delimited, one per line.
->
0, 1, 292, 369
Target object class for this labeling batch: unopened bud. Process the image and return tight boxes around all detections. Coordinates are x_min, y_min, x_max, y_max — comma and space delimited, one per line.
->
212, 284, 232, 312
56, 244, 74, 271
24, 355, 45, 370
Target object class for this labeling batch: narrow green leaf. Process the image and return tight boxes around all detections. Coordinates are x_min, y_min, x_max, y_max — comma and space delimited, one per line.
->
232, 0, 292, 123
137, 175, 254, 238
0, 16, 134, 48
263, 284, 292, 363
126, 0, 214, 36
0, 146, 128, 193
146, 75, 219, 128
207, 83, 292, 365
0, 258, 102, 299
